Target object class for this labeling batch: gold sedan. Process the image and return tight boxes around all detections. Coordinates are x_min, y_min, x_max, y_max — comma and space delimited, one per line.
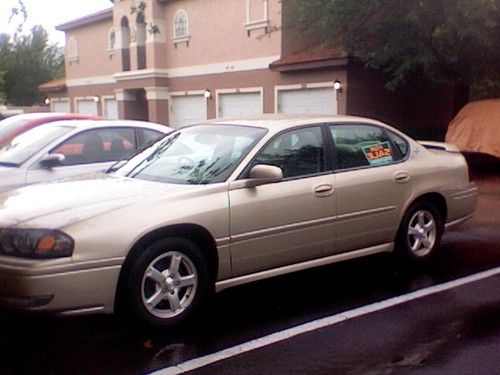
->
0, 115, 477, 327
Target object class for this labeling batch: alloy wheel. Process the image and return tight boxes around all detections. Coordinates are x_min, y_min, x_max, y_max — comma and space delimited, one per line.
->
141, 251, 198, 319
407, 209, 437, 257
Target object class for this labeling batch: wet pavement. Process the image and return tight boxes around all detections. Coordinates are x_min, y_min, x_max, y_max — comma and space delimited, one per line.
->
0, 172, 499, 375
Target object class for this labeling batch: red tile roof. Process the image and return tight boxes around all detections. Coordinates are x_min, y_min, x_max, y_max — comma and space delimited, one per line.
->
270, 46, 348, 71
39, 78, 67, 92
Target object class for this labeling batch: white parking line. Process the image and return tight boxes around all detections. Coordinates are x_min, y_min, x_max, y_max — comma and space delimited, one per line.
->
150, 266, 500, 375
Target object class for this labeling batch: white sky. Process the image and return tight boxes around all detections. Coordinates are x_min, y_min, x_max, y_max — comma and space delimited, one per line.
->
0, 0, 112, 45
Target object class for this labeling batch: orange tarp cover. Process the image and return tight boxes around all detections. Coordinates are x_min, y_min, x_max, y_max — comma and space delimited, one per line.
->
445, 99, 500, 158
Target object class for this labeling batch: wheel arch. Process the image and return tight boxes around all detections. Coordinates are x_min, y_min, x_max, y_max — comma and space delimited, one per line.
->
114, 223, 219, 312
409, 192, 447, 223
398, 192, 448, 237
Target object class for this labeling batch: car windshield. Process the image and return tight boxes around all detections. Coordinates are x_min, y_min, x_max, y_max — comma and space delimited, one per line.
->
116, 124, 267, 184
0, 117, 28, 139
0, 125, 74, 166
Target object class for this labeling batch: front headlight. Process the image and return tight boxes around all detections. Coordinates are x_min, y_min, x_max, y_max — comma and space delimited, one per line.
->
0, 229, 74, 259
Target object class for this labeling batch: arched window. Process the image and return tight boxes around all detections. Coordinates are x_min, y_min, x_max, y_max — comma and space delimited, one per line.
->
174, 9, 188, 38
67, 36, 79, 63
172, 9, 191, 46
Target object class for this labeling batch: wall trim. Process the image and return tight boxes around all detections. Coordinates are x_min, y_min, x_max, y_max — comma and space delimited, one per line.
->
145, 86, 170, 101
65, 55, 281, 87
114, 69, 169, 82
67, 75, 116, 87
166, 55, 280, 78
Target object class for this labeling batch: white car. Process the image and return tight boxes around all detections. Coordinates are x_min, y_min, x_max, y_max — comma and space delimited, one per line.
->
0, 120, 172, 193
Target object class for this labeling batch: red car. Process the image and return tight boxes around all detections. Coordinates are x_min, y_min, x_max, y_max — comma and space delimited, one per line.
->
0, 112, 99, 145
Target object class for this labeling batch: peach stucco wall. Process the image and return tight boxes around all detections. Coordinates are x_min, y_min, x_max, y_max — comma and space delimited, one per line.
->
160, 0, 282, 69
65, 18, 120, 79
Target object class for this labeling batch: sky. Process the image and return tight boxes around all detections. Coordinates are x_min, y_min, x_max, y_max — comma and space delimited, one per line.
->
0, 0, 112, 45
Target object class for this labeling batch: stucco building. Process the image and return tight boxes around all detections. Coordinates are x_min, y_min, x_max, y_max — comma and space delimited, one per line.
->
41, 0, 461, 136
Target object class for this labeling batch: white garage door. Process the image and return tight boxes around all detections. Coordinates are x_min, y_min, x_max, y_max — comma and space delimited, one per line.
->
218, 92, 262, 118
170, 95, 206, 129
278, 87, 337, 115
76, 100, 98, 116
52, 100, 70, 113
104, 98, 118, 119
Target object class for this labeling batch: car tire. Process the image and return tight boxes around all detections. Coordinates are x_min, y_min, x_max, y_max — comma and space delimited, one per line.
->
126, 237, 211, 328
396, 200, 444, 263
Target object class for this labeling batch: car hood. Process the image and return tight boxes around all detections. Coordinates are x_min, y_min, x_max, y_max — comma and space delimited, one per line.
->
0, 165, 25, 194
0, 175, 204, 228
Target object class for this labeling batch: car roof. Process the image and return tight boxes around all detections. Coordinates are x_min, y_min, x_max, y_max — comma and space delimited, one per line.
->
4, 112, 95, 121
43, 119, 172, 133
207, 114, 388, 133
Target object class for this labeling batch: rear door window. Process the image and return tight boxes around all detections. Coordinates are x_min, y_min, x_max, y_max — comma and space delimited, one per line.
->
329, 124, 401, 170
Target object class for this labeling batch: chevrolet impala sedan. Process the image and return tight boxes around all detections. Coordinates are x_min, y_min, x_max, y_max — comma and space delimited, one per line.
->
0, 115, 477, 327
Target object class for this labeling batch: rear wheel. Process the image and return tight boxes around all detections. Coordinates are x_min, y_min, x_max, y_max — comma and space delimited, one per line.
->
396, 201, 444, 263
126, 237, 211, 328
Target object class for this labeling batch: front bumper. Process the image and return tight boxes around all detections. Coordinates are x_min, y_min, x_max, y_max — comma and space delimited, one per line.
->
0, 256, 122, 315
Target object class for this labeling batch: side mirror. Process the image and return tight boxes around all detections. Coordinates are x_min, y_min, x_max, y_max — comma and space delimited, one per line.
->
39, 153, 65, 169
249, 164, 283, 181
230, 164, 283, 190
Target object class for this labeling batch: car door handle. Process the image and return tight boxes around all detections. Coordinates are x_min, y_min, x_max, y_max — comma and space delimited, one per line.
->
394, 171, 410, 184
314, 184, 334, 197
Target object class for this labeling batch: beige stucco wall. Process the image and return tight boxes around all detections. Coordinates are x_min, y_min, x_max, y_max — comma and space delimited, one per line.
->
159, 0, 281, 68
65, 18, 120, 79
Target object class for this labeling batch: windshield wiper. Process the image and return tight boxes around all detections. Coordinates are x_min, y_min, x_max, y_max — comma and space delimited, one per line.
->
0, 161, 19, 167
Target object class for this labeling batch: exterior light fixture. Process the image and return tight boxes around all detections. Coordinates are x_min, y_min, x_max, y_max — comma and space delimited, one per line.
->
93, 95, 100, 103
44, 98, 50, 105
333, 81, 342, 91
204, 89, 212, 99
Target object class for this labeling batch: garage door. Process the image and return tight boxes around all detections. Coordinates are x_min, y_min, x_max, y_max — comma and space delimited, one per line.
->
278, 87, 337, 115
76, 100, 98, 116
170, 95, 206, 129
52, 100, 70, 113
104, 98, 118, 119
218, 92, 262, 118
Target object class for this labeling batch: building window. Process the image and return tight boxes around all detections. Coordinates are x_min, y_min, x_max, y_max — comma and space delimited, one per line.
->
174, 10, 188, 37
245, 0, 269, 36
136, 14, 147, 69
67, 36, 79, 64
121, 16, 131, 71
172, 9, 191, 46
108, 28, 116, 54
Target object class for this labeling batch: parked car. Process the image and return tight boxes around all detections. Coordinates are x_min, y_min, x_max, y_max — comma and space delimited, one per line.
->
445, 99, 500, 159
0, 119, 172, 193
0, 115, 477, 327
0, 112, 99, 145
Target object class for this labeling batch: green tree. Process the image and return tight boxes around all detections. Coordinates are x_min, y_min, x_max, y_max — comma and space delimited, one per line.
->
289, 0, 500, 99
0, 34, 10, 101
0, 26, 64, 106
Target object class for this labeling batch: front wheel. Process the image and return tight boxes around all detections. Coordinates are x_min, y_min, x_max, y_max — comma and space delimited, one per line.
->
126, 237, 211, 328
396, 201, 444, 263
